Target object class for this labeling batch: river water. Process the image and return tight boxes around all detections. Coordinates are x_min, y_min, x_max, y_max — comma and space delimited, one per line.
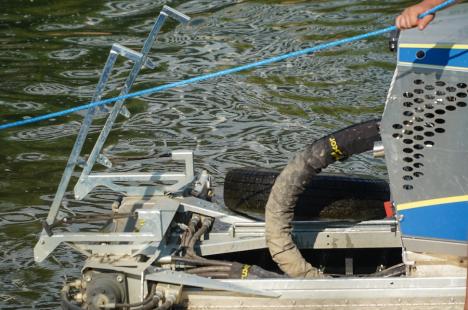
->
0, 0, 406, 307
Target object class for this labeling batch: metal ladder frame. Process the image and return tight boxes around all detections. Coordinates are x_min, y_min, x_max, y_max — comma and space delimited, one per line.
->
34, 6, 192, 263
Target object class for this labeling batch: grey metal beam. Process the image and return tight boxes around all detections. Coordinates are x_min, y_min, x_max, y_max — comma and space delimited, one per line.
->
198, 230, 402, 256
46, 50, 118, 225
181, 277, 466, 309
146, 269, 280, 298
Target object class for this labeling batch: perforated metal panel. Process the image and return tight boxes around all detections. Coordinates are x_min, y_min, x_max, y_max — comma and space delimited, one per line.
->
381, 4, 468, 256
383, 68, 468, 201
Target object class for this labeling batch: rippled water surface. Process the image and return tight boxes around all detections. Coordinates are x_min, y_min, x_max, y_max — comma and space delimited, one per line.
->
0, 0, 408, 307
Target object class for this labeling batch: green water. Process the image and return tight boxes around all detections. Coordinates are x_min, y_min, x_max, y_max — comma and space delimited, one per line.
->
0, 0, 408, 307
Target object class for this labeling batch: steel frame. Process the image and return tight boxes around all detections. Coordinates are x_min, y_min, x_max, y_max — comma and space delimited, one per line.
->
34, 6, 191, 263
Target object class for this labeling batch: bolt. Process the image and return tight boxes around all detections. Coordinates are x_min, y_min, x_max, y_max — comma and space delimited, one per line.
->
85, 275, 92, 282
116, 275, 124, 283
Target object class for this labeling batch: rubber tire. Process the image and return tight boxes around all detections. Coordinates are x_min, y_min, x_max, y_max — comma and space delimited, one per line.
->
223, 167, 389, 220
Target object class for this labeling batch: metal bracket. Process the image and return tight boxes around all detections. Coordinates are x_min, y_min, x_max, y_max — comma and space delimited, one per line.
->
160, 5, 191, 24
34, 232, 160, 263
35, 6, 191, 263
97, 154, 112, 168
111, 43, 156, 69
99, 43, 157, 118
34, 197, 180, 262
136, 205, 178, 240
74, 150, 194, 199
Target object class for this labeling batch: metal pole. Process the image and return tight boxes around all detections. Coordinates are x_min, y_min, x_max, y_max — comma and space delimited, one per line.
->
76, 12, 168, 182
46, 51, 118, 224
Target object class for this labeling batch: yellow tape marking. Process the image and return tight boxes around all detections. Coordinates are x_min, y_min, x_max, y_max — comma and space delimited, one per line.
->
397, 195, 468, 211
399, 43, 468, 49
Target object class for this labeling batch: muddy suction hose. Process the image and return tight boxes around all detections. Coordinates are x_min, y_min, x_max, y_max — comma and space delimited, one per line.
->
265, 119, 381, 278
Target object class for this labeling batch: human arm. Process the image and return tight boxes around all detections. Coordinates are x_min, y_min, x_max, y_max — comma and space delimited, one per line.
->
396, 0, 453, 30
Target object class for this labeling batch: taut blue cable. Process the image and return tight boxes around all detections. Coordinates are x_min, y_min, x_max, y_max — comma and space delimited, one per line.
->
0, 0, 456, 131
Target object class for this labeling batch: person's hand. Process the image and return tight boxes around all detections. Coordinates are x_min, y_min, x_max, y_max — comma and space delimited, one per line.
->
396, 1, 436, 30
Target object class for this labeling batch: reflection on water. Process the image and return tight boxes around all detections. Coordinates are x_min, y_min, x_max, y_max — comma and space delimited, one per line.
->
0, 0, 403, 307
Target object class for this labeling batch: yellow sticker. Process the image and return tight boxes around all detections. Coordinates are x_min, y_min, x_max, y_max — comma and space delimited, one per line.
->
241, 264, 251, 279
329, 137, 344, 160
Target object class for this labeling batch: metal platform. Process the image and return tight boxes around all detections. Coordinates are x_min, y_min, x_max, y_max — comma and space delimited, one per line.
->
181, 277, 466, 310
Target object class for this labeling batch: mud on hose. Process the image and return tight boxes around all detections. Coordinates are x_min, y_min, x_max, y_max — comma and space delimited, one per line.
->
265, 119, 382, 278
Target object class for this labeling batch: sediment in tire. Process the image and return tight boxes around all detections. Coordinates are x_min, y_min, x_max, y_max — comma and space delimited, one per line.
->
224, 167, 388, 220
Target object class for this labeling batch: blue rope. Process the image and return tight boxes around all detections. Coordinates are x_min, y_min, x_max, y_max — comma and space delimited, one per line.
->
0, 0, 455, 131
